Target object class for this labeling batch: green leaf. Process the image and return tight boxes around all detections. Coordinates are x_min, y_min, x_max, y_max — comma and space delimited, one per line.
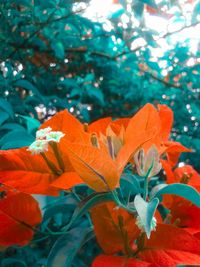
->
47, 227, 93, 267
0, 98, 14, 118
150, 183, 200, 207
65, 192, 113, 231
134, 194, 159, 238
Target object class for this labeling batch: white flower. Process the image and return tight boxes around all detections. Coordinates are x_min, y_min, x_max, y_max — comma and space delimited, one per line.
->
27, 140, 49, 155
36, 127, 52, 140
36, 127, 65, 143
136, 215, 157, 233
46, 131, 65, 143
134, 145, 162, 178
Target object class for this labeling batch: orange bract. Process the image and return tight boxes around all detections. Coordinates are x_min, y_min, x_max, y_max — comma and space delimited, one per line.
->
93, 255, 152, 267
0, 148, 58, 195
0, 111, 87, 195
93, 224, 200, 267
0, 186, 42, 246
0, 103, 190, 194
91, 202, 140, 254
62, 142, 120, 191
162, 164, 200, 232
59, 104, 161, 191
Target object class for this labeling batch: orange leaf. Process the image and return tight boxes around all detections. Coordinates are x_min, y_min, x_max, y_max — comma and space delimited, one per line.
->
89, 117, 112, 135
125, 103, 161, 149
174, 165, 200, 187
116, 104, 161, 173
139, 224, 200, 266
91, 202, 139, 254
158, 104, 173, 141
0, 148, 58, 195
64, 142, 120, 191
170, 197, 200, 229
160, 159, 175, 184
140, 250, 200, 267
144, 224, 200, 254
162, 141, 191, 166
0, 189, 42, 246
51, 171, 83, 189
92, 255, 152, 267
40, 110, 86, 143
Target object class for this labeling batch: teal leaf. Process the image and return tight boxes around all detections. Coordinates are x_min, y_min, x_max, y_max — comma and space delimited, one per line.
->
42, 195, 78, 230
120, 174, 142, 197
15, 0, 31, 6
141, 0, 157, 9
132, 1, 144, 19
0, 130, 34, 149
150, 183, 200, 207
51, 42, 65, 59
18, 115, 40, 134
0, 98, 14, 118
192, 2, 200, 23
47, 227, 93, 267
0, 112, 9, 126
65, 192, 113, 231
110, 8, 125, 19
14, 80, 43, 101
86, 87, 105, 106
0, 123, 25, 131
134, 194, 159, 238
1, 258, 27, 267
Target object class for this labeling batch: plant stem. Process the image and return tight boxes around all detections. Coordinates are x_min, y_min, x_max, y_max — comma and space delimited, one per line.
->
50, 142, 65, 172
41, 152, 60, 175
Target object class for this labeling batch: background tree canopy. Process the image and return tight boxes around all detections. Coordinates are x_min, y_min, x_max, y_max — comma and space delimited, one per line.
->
0, 0, 199, 170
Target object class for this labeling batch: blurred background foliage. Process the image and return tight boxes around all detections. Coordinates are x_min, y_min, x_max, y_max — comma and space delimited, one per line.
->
0, 0, 199, 167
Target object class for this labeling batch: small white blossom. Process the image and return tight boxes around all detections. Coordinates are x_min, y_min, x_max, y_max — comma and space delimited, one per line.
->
27, 140, 49, 155
36, 127, 52, 140
46, 131, 65, 143
136, 215, 157, 233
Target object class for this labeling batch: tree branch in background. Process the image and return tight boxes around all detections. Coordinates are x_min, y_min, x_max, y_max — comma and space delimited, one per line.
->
114, 21, 200, 59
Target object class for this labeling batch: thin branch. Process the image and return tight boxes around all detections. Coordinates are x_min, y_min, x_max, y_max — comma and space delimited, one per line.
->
142, 70, 182, 89
8, 7, 86, 59
114, 21, 200, 59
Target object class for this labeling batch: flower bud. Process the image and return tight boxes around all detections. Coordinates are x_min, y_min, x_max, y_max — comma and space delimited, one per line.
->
134, 145, 162, 178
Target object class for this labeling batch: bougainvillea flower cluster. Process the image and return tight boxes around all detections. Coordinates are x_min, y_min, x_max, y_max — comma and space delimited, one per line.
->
0, 103, 199, 267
